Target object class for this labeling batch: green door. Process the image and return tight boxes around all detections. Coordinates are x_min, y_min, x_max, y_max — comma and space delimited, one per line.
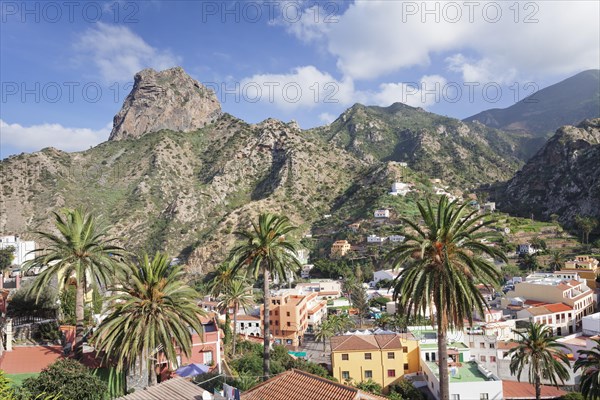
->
459, 353, 464, 362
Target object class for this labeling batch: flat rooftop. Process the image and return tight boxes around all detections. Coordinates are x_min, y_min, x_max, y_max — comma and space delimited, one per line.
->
426, 361, 491, 383
420, 342, 468, 350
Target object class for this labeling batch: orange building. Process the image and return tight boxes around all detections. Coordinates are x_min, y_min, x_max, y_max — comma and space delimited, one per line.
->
261, 291, 324, 347
331, 240, 351, 258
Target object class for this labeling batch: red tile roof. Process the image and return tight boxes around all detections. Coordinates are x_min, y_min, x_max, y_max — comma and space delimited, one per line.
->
330, 334, 406, 352
117, 376, 210, 400
502, 380, 566, 399
241, 369, 387, 400
544, 303, 573, 313
0, 345, 63, 374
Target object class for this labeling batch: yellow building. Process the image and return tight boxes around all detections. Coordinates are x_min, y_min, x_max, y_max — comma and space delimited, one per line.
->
331, 240, 351, 258
330, 333, 420, 393
562, 255, 600, 290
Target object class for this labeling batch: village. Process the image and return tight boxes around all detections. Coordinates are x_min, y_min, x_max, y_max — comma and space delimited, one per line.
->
0, 178, 598, 400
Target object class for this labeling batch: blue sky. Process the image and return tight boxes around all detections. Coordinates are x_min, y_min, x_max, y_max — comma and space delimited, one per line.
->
1, 0, 599, 158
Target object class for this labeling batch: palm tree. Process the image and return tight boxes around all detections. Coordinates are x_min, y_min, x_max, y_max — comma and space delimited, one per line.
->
92, 252, 204, 388
218, 279, 254, 355
508, 322, 571, 400
23, 208, 125, 357
548, 251, 564, 272
375, 313, 392, 330
229, 213, 301, 381
208, 260, 242, 299
574, 338, 600, 400
387, 196, 506, 400
314, 320, 335, 351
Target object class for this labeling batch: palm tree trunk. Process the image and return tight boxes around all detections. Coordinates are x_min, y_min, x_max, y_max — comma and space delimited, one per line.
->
535, 375, 541, 400
75, 281, 85, 359
437, 324, 450, 400
232, 303, 238, 355
262, 267, 271, 381
148, 362, 158, 387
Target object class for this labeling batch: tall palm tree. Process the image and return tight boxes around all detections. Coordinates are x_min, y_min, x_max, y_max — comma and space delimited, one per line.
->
218, 279, 254, 355
508, 322, 571, 400
573, 338, 600, 400
387, 196, 506, 400
208, 260, 242, 299
23, 208, 125, 357
229, 213, 301, 381
314, 320, 335, 351
92, 252, 204, 388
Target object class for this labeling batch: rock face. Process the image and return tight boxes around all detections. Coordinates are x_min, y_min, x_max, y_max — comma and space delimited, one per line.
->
109, 67, 222, 140
496, 118, 600, 223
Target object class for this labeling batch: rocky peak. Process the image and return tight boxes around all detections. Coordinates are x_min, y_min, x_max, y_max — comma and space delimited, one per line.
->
109, 67, 222, 141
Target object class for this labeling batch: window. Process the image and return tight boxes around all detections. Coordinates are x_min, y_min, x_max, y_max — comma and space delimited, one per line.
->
480, 355, 486, 362
489, 343, 495, 349
480, 394, 489, 400
480, 343, 485, 349
286, 311, 290, 317
342, 371, 350, 380
365, 370, 373, 379
387, 352, 395, 359
402, 346, 408, 353
364, 353, 372, 360
202, 351, 213, 364
342, 354, 349, 361
287, 322, 291, 327
387, 369, 396, 377
403, 363, 409, 370
425, 353, 430, 361
451, 395, 460, 400
490, 356, 496, 362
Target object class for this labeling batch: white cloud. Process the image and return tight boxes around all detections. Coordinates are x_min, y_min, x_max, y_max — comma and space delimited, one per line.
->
372, 75, 448, 108
238, 65, 355, 110
74, 23, 181, 82
318, 112, 337, 124
0, 120, 110, 153
445, 54, 517, 85
285, 1, 599, 82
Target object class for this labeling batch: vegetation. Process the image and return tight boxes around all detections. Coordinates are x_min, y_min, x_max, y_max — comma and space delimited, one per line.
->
217, 279, 254, 354
349, 283, 369, 328
17, 359, 106, 400
355, 379, 382, 395
7, 284, 57, 319
0, 246, 15, 274
508, 322, 571, 400
387, 196, 506, 400
23, 209, 126, 357
576, 216, 599, 244
92, 252, 204, 387
574, 338, 600, 400
388, 378, 426, 400
229, 213, 302, 381
0, 370, 15, 400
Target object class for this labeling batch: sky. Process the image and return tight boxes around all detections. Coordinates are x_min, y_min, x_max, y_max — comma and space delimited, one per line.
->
1, 0, 599, 158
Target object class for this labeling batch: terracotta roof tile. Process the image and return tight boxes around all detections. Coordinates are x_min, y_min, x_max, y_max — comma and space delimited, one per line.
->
241, 369, 387, 400
502, 380, 566, 399
330, 334, 407, 352
498, 341, 519, 350
544, 303, 573, 313
117, 377, 210, 400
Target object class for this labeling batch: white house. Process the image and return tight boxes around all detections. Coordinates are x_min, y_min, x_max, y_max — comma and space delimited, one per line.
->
300, 264, 314, 279
389, 182, 412, 196
517, 243, 539, 255
389, 235, 405, 243
483, 202, 496, 212
370, 269, 400, 288
235, 314, 262, 337
373, 209, 390, 218
0, 236, 36, 266
366, 234, 386, 244
582, 312, 600, 336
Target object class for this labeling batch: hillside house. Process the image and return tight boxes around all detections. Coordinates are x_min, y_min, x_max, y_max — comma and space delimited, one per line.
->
331, 240, 351, 258
373, 209, 390, 218
367, 235, 386, 244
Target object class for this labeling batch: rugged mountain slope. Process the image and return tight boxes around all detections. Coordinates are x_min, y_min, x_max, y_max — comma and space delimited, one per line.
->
110, 67, 222, 141
0, 115, 366, 272
313, 102, 523, 185
465, 70, 600, 158
494, 118, 600, 224
0, 67, 544, 270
